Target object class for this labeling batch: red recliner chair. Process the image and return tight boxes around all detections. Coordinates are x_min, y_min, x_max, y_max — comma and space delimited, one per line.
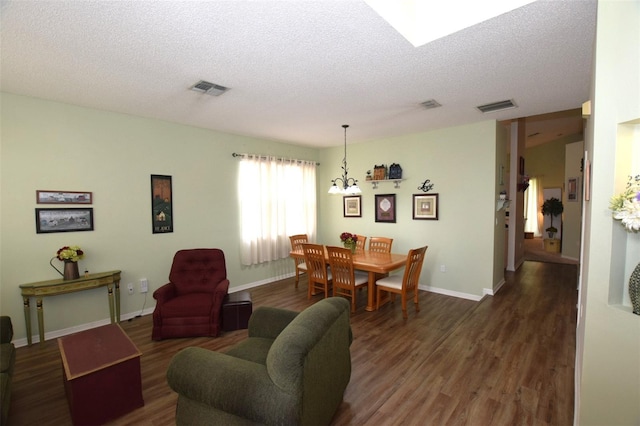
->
152, 249, 229, 340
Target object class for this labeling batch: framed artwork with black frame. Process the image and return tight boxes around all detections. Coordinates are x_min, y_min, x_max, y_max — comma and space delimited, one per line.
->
413, 193, 439, 220
35, 208, 94, 233
375, 194, 396, 223
151, 174, 173, 234
343, 195, 361, 217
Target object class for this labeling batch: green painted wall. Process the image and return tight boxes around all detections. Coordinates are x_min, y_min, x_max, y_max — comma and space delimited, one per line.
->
1, 93, 504, 343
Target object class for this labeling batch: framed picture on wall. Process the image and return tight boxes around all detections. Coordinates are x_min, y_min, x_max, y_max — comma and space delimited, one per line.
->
413, 193, 439, 220
36, 190, 92, 204
567, 177, 579, 202
343, 195, 361, 217
151, 174, 173, 234
375, 194, 396, 223
35, 208, 94, 233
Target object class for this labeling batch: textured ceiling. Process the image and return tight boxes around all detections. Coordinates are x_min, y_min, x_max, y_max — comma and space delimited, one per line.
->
0, 0, 596, 148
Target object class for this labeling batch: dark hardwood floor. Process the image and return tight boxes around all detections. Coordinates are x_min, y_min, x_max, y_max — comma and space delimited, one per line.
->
7, 260, 577, 425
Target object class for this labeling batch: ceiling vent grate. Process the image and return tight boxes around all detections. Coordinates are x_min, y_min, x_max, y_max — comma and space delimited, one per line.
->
420, 99, 442, 110
476, 99, 517, 113
190, 80, 230, 96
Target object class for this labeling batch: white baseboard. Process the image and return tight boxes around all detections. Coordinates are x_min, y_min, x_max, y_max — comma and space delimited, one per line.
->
14, 307, 155, 348
483, 278, 506, 296
15, 273, 491, 347
419, 284, 483, 301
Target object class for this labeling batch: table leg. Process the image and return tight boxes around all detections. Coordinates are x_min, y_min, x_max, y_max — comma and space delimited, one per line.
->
36, 297, 44, 344
107, 284, 115, 324
23, 297, 32, 346
114, 280, 121, 322
365, 271, 377, 311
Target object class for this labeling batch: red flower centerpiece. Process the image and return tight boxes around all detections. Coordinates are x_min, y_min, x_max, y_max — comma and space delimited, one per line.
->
340, 233, 358, 253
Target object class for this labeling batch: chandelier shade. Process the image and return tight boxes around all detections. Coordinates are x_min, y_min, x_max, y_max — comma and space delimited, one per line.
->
328, 125, 361, 195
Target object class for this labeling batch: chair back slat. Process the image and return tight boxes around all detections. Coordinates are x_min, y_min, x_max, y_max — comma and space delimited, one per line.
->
327, 246, 355, 287
302, 244, 327, 281
369, 237, 393, 253
302, 243, 333, 299
326, 245, 368, 312
402, 246, 428, 291
289, 234, 309, 288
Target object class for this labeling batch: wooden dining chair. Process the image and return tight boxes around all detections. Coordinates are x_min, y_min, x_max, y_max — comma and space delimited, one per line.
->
354, 235, 367, 253
289, 234, 308, 288
302, 243, 332, 299
376, 246, 428, 319
326, 246, 369, 312
369, 237, 393, 253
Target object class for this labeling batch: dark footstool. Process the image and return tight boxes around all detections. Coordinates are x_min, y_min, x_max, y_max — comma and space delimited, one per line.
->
222, 291, 253, 331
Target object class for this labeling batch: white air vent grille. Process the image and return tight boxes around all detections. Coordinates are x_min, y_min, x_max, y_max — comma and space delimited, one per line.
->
476, 99, 517, 113
190, 80, 230, 96
421, 99, 442, 109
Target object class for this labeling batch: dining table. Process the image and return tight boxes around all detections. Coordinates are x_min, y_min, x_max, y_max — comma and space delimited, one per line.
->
289, 248, 407, 311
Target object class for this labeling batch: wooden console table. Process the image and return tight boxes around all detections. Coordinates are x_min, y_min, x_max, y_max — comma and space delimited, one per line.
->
20, 270, 121, 345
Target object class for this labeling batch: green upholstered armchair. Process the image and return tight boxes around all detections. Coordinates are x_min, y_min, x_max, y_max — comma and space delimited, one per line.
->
1, 316, 15, 425
167, 297, 353, 426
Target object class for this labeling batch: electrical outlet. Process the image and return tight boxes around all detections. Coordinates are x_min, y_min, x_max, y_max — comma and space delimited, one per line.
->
440, 264, 446, 272
140, 278, 148, 293
127, 283, 134, 295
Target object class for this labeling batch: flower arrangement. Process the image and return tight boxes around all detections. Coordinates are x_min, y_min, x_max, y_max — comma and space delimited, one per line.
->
610, 174, 640, 232
340, 232, 358, 244
56, 245, 84, 262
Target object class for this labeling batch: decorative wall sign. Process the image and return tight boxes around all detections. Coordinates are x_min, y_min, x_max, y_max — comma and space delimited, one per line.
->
151, 175, 173, 234
417, 179, 434, 192
413, 194, 439, 220
375, 194, 396, 223
36, 190, 92, 204
36, 208, 94, 233
343, 195, 361, 217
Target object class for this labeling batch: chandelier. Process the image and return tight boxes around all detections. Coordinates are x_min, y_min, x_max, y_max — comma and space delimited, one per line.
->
328, 125, 361, 195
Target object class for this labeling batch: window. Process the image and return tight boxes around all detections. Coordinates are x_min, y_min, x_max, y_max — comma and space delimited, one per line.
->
524, 177, 541, 236
238, 155, 317, 266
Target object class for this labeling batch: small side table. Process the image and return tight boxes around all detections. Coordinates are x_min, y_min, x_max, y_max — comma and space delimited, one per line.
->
20, 270, 121, 345
222, 291, 253, 331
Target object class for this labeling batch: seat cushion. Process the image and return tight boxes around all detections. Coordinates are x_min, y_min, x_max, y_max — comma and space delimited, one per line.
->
353, 273, 368, 286
161, 293, 215, 317
376, 275, 403, 290
297, 262, 307, 271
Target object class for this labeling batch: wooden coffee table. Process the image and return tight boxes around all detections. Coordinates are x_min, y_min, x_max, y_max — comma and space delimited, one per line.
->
58, 323, 144, 425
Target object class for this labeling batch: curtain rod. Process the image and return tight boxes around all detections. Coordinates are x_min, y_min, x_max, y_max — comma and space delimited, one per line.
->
232, 152, 319, 166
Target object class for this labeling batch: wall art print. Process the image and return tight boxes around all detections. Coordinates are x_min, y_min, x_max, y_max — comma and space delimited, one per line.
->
151, 174, 173, 234
343, 195, 361, 217
36, 190, 92, 204
375, 194, 396, 223
413, 193, 439, 220
36, 208, 94, 233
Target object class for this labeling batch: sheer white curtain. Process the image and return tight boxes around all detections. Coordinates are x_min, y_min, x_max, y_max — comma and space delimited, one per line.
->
524, 177, 542, 236
238, 155, 317, 266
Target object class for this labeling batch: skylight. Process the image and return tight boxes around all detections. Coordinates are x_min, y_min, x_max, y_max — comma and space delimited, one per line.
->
364, 0, 536, 47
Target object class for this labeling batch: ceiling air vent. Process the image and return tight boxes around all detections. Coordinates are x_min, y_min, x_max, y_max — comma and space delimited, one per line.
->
476, 99, 517, 113
420, 99, 441, 110
190, 80, 230, 96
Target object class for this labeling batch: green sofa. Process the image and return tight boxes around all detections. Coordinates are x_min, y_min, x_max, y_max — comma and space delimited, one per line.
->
167, 297, 353, 425
1, 316, 15, 425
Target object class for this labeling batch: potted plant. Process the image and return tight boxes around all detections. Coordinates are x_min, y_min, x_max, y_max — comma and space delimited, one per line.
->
542, 197, 564, 238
